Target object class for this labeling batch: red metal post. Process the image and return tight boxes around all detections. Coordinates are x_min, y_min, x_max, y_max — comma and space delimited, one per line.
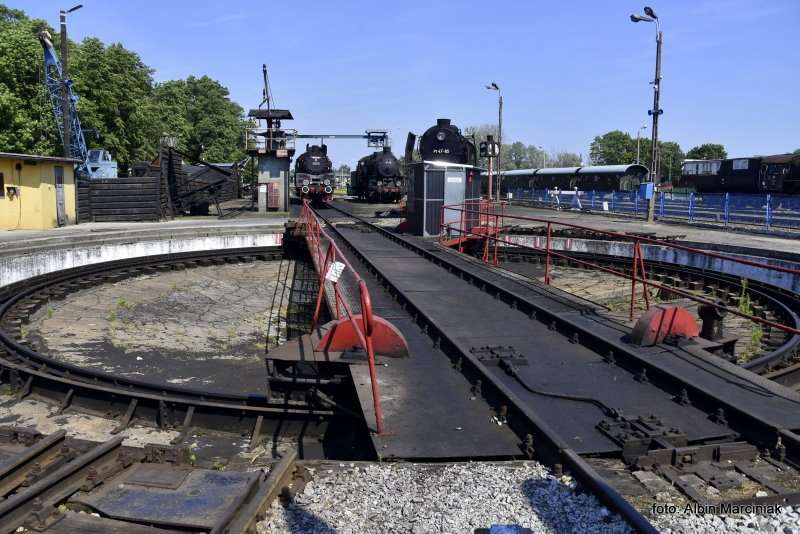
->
544, 222, 552, 285
359, 280, 384, 434
312, 245, 334, 329
629, 240, 639, 321
458, 205, 466, 253
637, 241, 651, 309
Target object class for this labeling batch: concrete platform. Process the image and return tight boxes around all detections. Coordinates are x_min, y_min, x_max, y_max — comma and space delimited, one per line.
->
502, 205, 800, 262
0, 216, 287, 288
0, 216, 287, 254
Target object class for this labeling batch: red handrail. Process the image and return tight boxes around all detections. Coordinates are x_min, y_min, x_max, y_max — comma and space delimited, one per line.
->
300, 201, 384, 434
440, 202, 800, 335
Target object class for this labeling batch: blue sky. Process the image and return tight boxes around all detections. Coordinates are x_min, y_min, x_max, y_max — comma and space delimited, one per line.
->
17, 0, 800, 167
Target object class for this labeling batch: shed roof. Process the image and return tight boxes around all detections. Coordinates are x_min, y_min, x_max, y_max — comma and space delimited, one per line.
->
247, 109, 293, 120
0, 152, 80, 164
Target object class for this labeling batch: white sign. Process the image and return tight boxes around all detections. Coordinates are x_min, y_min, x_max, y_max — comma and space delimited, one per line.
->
325, 261, 346, 283
602, 201, 609, 211
447, 177, 463, 183
259, 185, 267, 193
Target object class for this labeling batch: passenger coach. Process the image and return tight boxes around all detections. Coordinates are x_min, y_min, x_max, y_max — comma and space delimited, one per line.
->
498, 164, 649, 193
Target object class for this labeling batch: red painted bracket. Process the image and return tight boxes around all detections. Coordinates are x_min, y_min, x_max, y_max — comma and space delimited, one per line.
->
631, 304, 701, 346
315, 315, 409, 358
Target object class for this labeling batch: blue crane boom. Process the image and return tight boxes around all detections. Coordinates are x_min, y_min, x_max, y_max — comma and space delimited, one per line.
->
38, 30, 117, 178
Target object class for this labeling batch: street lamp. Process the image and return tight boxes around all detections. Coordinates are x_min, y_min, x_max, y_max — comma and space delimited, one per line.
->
59, 4, 83, 159
486, 82, 502, 197
636, 125, 647, 164
630, 5, 663, 222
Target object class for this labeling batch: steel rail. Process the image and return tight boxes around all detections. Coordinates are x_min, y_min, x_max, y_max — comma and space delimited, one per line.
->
493, 246, 800, 373
315, 204, 657, 533
442, 207, 800, 336
323, 202, 800, 529
0, 247, 336, 437
0, 436, 125, 533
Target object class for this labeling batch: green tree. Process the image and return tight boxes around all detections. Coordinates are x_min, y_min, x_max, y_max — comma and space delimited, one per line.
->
0, 11, 57, 154
589, 130, 636, 166
70, 38, 156, 171
658, 141, 685, 182
793, 149, 800, 155
686, 143, 727, 160
0, 3, 246, 171
504, 141, 529, 169
182, 76, 245, 163
549, 151, 582, 167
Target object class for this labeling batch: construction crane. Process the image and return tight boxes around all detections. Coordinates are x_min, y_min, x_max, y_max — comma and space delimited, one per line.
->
38, 30, 117, 178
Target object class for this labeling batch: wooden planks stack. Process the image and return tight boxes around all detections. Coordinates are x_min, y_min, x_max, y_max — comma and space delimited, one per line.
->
88, 175, 162, 222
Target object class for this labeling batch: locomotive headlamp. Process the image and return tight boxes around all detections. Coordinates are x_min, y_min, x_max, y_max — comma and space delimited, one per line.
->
302, 179, 309, 186
396, 181, 402, 187
436, 131, 446, 141
323, 179, 331, 185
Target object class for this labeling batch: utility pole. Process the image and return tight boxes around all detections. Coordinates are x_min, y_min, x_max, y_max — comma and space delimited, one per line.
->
59, 10, 70, 159
631, 6, 663, 222
485, 82, 501, 198
497, 93, 503, 195
58, 5, 83, 160
650, 29, 663, 186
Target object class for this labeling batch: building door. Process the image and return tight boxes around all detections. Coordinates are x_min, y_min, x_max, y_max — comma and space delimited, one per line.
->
54, 166, 66, 227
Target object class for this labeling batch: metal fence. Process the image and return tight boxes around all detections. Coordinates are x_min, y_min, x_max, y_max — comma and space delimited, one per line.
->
509, 188, 800, 231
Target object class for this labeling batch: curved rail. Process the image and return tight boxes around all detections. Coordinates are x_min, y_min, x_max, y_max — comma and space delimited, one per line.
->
493, 246, 800, 373
0, 248, 335, 438
441, 201, 800, 336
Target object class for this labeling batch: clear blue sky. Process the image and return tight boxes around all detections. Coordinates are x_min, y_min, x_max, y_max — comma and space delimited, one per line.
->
17, 0, 800, 167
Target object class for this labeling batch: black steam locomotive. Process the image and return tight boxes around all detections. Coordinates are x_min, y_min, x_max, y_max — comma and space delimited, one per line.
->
418, 118, 477, 165
677, 153, 800, 194
294, 144, 334, 203
350, 147, 404, 202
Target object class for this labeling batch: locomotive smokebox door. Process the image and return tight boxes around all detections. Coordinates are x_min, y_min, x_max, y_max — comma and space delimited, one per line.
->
406, 161, 483, 237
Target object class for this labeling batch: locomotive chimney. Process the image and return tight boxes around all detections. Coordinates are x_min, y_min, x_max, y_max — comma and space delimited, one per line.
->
382, 146, 391, 153
436, 118, 451, 127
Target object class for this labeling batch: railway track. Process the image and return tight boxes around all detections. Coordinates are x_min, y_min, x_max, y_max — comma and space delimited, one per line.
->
317, 200, 800, 533
492, 246, 800, 377
0, 247, 352, 454
0, 427, 305, 533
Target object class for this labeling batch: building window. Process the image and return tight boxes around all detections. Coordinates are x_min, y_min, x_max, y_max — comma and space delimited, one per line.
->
0, 172, 4, 197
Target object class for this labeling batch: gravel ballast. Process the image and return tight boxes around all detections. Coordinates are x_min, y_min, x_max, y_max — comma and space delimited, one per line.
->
257, 461, 631, 533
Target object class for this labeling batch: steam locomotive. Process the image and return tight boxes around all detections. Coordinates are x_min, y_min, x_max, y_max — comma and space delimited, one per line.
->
418, 118, 477, 165
676, 153, 800, 194
350, 147, 404, 202
294, 144, 334, 203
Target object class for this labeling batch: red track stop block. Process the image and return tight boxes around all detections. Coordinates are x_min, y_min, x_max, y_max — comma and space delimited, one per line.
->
631, 304, 700, 346
315, 315, 409, 357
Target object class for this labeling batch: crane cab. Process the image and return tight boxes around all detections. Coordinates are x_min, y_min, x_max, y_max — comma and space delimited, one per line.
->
87, 149, 118, 178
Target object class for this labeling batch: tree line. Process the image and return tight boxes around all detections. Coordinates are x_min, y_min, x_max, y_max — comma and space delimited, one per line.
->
463, 124, 582, 171
0, 4, 246, 173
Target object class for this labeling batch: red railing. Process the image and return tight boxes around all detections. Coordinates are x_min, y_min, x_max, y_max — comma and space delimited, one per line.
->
440, 201, 800, 335
300, 201, 383, 434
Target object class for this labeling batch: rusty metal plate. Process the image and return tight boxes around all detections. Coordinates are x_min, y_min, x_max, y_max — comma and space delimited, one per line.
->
71, 469, 258, 529
123, 464, 192, 489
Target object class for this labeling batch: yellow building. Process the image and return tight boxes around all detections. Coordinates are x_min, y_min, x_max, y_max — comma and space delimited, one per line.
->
0, 152, 78, 230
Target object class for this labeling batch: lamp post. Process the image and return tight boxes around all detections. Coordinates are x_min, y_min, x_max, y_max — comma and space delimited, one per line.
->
59, 4, 83, 159
630, 6, 663, 222
636, 125, 647, 164
486, 82, 502, 197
